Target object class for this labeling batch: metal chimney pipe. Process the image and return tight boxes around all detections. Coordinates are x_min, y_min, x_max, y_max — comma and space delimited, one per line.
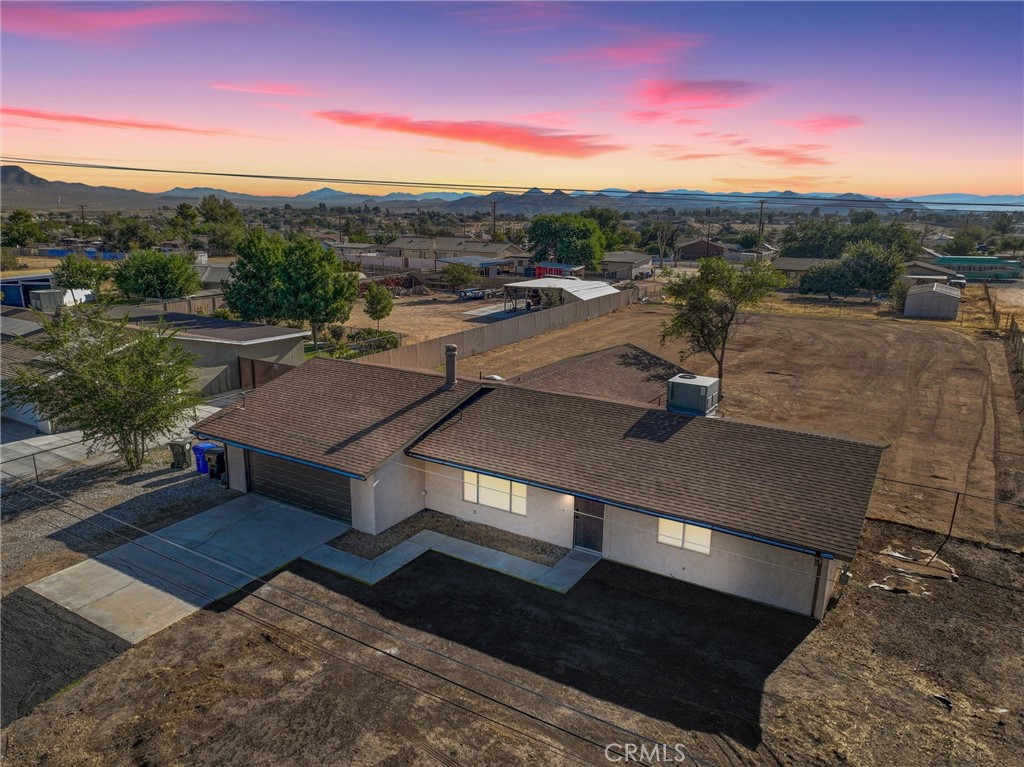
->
444, 344, 458, 388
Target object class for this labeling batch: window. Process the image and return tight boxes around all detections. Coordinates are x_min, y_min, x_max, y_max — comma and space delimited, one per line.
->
462, 470, 526, 515
657, 518, 712, 555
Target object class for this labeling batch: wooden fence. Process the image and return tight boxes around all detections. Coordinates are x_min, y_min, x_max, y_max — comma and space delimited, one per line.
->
141, 293, 228, 314
360, 288, 635, 370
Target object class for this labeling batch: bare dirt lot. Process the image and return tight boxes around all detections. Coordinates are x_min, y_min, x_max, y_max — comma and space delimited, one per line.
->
373, 294, 506, 344
1, 519, 1021, 767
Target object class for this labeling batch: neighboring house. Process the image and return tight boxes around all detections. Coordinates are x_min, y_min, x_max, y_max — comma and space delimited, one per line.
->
903, 283, 961, 320
900, 261, 957, 287
772, 257, 828, 282
674, 238, 744, 259
326, 240, 380, 258
106, 307, 309, 394
597, 251, 654, 280
385, 237, 526, 265
192, 353, 883, 619
0, 308, 55, 432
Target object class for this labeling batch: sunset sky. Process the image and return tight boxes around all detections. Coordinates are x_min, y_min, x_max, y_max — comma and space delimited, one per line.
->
2, 1, 1021, 198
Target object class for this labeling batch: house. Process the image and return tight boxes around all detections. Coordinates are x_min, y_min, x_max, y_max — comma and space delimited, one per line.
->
385, 236, 526, 266
903, 283, 961, 320
192, 352, 883, 619
508, 344, 684, 406
900, 261, 957, 287
194, 263, 234, 290
598, 251, 654, 280
674, 238, 744, 260
436, 255, 513, 279
771, 257, 828, 282
105, 307, 309, 394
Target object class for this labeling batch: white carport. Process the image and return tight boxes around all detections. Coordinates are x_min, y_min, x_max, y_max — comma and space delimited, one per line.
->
503, 278, 621, 311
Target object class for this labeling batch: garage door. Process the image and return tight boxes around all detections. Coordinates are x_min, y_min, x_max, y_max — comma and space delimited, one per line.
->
247, 452, 352, 523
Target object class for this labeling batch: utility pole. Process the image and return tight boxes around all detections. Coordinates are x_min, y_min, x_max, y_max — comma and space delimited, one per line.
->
79, 205, 86, 225
338, 211, 344, 244
706, 221, 711, 259
490, 201, 497, 241
757, 200, 766, 258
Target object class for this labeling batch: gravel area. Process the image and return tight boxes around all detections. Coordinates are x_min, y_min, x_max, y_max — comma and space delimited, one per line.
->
329, 508, 569, 566
0, 448, 239, 596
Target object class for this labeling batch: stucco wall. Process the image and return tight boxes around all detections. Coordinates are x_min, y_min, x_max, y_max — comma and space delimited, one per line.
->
602, 507, 824, 617
367, 455, 426, 534
176, 337, 306, 395
225, 444, 247, 492
424, 463, 575, 547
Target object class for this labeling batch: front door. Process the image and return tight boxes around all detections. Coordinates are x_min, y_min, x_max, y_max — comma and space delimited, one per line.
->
573, 498, 604, 553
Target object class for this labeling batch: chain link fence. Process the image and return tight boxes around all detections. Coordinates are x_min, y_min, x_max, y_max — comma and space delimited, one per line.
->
870, 477, 1024, 553
0, 437, 115, 487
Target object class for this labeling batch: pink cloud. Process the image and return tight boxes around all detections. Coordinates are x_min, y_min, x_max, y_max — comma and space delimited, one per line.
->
637, 79, 766, 110
673, 152, 730, 161
779, 114, 865, 134
748, 144, 833, 166
2, 3, 238, 40
211, 82, 311, 96
626, 110, 707, 125
550, 34, 704, 66
312, 110, 622, 158
2, 106, 241, 136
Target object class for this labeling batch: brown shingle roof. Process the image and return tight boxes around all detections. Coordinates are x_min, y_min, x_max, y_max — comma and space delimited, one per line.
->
511, 344, 687, 406
409, 385, 884, 560
192, 358, 481, 479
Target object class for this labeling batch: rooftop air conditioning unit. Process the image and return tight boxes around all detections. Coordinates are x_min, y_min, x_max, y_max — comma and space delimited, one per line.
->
666, 373, 720, 417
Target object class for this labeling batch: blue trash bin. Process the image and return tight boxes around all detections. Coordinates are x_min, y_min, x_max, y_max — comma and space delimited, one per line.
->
192, 442, 216, 474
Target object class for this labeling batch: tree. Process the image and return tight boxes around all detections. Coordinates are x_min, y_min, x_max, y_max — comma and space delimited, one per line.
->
842, 240, 904, 301
798, 260, 857, 300
363, 282, 394, 329
51, 253, 112, 301
1, 209, 44, 247
441, 262, 478, 290
198, 195, 245, 256
114, 249, 201, 300
278, 236, 358, 352
170, 202, 200, 248
526, 213, 605, 270
945, 229, 978, 257
112, 216, 158, 253
660, 258, 787, 398
223, 228, 286, 323
5, 304, 203, 470
652, 221, 680, 266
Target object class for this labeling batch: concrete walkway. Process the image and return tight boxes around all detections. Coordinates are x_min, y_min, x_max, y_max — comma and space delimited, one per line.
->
27, 495, 350, 644
303, 529, 601, 593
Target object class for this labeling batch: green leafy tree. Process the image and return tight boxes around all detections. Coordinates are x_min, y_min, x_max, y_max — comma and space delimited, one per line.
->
6, 304, 203, 470
112, 216, 158, 252
2, 209, 44, 247
441, 262, 478, 290
170, 202, 200, 248
363, 281, 394, 329
198, 195, 245, 256
114, 249, 201, 300
660, 258, 787, 398
223, 228, 286, 323
51, 253, 112, 301
945, 229, 979, 258
777, 219, 846, 259
526, 213, 605, 270
279, 236, 358, 352
842, 240, 905, 301
798, 260, 857, 301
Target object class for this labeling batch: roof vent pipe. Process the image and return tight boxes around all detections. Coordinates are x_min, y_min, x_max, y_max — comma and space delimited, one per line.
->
445, 344, 458, 388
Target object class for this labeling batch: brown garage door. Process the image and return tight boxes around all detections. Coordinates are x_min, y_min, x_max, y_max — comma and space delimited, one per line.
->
247, 452, 352, 523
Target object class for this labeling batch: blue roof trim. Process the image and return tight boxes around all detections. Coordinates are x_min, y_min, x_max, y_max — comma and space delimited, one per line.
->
408, 452, 833, 559
191, 431, 366, 481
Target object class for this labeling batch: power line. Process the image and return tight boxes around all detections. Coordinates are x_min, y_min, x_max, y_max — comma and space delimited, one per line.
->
4, 156, 1022, 211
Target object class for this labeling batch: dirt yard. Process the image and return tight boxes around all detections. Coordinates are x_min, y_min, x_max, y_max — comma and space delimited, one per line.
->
372, 294, 505, 344
1, 518, 1020, 767
467, 305, 1024, 546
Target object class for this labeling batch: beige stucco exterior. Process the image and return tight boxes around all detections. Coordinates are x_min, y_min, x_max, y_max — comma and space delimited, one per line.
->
176, 336, 306, 395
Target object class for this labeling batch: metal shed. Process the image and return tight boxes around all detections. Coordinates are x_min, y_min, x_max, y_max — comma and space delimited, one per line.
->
904, 283, 961, 320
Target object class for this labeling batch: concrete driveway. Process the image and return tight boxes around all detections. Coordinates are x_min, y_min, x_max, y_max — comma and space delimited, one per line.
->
27, 495, 350, 644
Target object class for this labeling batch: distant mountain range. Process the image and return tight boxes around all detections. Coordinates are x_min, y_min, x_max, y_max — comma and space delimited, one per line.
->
2, 165, 1020, 215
